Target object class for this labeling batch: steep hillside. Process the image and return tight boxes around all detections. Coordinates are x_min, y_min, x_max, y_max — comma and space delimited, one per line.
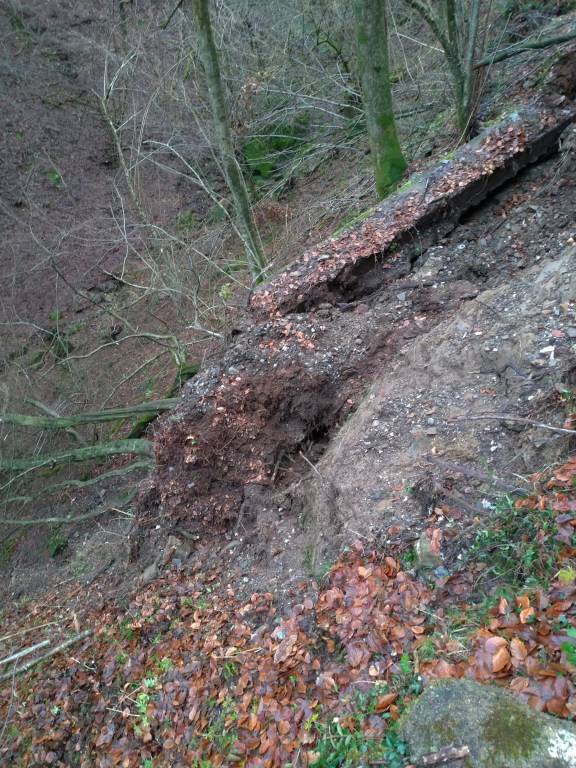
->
2, 3, 576, 766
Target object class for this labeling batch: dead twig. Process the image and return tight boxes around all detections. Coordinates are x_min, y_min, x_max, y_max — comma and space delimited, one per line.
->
0, 640, 50, 667
450, 414, 576, 436
0, 663, 17, 746
426, 455, 530, 492
0, 500, 134, 528
0, 630, 92, 683
0, 622, 58, 644
404, 745, 471, 766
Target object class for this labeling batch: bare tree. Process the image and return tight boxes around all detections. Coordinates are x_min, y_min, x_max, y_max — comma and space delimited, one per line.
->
190, 0, 267, 282
401, 0, 482, 138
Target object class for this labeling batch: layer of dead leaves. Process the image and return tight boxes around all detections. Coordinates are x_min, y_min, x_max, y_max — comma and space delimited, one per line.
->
424, 455, 576, 717
250, 107, 567, 318
1, 456, 576, 767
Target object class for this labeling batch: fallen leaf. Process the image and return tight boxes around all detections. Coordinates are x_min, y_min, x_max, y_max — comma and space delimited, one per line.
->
492, 646, 511, 673
510, 638, 528, 661
375, 693, 397, 712
519, 607, 535, 624
278, 720, 291, 736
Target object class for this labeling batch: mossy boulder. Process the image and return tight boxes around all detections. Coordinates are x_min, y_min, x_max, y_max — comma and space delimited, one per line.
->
402, 679, 576, 767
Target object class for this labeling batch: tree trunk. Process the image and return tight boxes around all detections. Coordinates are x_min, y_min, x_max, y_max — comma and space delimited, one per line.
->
353, 0, 407, 199
190, 0, 267, 282
402, 0, 483, 138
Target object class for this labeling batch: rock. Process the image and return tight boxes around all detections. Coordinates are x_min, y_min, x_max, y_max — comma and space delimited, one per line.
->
161, 535, 192, 565
139, 562, 158, 585
407, 431, 431, 458
402, 679, 576, 767
414, 530, 441, 572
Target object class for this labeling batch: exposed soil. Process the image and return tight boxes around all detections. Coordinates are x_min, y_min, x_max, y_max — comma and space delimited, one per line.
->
131, 102, 576, 600
3, 5, 576, 767
1, 1, 576, 629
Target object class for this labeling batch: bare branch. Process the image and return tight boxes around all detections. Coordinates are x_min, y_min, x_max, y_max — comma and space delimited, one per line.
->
0, 631, 92, 683
476, 30, 576, 67
450, 413, 576, 436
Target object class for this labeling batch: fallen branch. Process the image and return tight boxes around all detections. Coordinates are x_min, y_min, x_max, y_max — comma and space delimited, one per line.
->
417, 745, 470, 765
128, 361, 198, 438
0, 399, 177, 430
0, 630, 91, 683
25, 398, 86, 444
161, 0, 185, 29
0, 439, 153, 472
450, 414, 576, 436
476, 30, 576, 67
1, 489, 136, 527
0, 501, 134, 527
0, 640, 50, 667
3, 459, 153, 505
426, 455, 530, 492
0, 622, 58, 644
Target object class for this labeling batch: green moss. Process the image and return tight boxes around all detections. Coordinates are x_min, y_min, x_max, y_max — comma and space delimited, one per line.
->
403, 700, 544, 767
439, 148, 457, 163
420, 717, 459, 753
0, 538, 16, 568
398, 178, 416, 193
483, 699, 543, 763
241, 117, 310, 186
478, 106, 523, 132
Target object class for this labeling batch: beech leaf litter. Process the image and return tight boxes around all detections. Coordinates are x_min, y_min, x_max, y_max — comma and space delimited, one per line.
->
2, 456, 576, 766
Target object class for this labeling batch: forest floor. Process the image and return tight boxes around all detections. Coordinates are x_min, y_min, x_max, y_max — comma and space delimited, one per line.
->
2, 2, 576, 767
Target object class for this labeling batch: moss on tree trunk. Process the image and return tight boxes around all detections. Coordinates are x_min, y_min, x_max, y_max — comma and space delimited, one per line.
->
353, 0, 407, 199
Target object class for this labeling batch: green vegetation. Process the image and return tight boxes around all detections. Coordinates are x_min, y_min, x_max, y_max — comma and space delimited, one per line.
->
241, 117, 310, 187
309, 683, 410, 767
466, 495, 559, 589
189, 696, 240, 758
45, 169, 63, 188
399, 546, 417, 572
205, 201, 227, 224
6, 4, 29, 34
222, 660, 238, 680
134, 684, 153, 736
332, 206, 376, 237
47, 525, 68, 557
175, 210, 201, 233
0, 538, 16, 567
561, 627, 576, 666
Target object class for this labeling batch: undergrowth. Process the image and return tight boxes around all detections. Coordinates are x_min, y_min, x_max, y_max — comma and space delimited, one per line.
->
466, 494, 560, 590
309, 684, 410, 768
309, 656, 420, 767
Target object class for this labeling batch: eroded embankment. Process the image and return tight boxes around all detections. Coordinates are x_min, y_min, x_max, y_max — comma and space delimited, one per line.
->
250, 106, 574, 316
137, 100, 576, 579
